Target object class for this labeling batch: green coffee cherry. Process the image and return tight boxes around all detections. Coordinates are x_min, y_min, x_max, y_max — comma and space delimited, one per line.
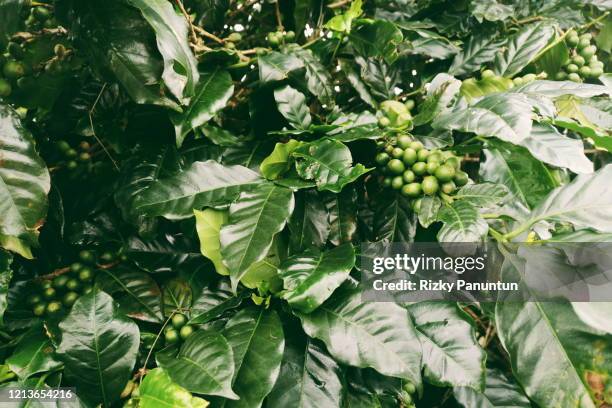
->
572, 55, 585, 66
79, 250, 95, 263
404, 99, 415, 111
426, 161, 439, 175
46, 301, 62, 316
481, 69, 495, 78
285, 31, 296, 42
33, 303, 46, 316
382, 177, 392, 187
434, 164, 455, 182
43, 287, 56, 299
401, 183, 421, 198
0, 79, 11, 97
566, 35, 579, 47
28, 294, 42, 305
391, 147, 404, 159
568, 72, 581, 82
52, 275, 69, 289
409, 141, 424, 151
387, 159, 405, 175
412, 198, 422, 213
416, 149, 430, 162
3, 60, 25, 79
66, 161, 78, 170
402, 148, 418, 165
578, 38, 591, 49
421, 176, 439, 195
566, 64, 579, 73
402, 170, 415, 183
165, 327, 180, 344
391, 176, 404, 190
412, 162, 427, 176
454, 171, 469, 186
179, 325, 194, 340
99, 251, 116, 263
579, 66, 591, 77
70, 262, 83, 273
227, 32, 242, 42
580, 45, 597, 59
172, 313, 187, 329
7, 42, 24, 59
375, 152, 390, 165
441, 181, 456, 194
63, 292, 79, 307
78, 268, 93, 282
397, 135, 412, 149
555, 71, 567, 80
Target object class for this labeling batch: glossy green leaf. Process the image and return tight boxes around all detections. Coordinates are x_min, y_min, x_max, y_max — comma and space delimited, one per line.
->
521, 164, 612, 233
220, 183, 294, 290
279, 243, 355, 313
373, 195, 417, 243
258, 52, 304, 83
493, 23, 555, 77
470, 0, 513, 22
454, 368, 531, 407
520, 123, 593, 174
260, 140, 303, 180
455, 183, 510, 207
351, 20, 403, 64
325, 187, 358, 246
172, 69, 234, 146
437, 201, 488, 242
267, 328, 342, 408
190, 280, 248, 325
7, 325, 61, 379
221, 307, 285, 408
163, 278, 193, 316
0, 0, 24, 48
0, 105, 50, 253
572, 303, 612, 334
134, 160, 262, 220
293, 139, 370, 193
413, 73, 462, 126
96, 266, 163, 323
140, 368, 210, 408
288, 190, 330, 252
448, 36, 504, 76
418, 196, 442, 228
292, 48, 334, 106
73, 0, 179, 109
340, 59, 377, 108
408, 302, 485, 389
274, 86, 312, 130
496, 258, 611, 407
325, 0, 362, 33
56, 290, 139, 407
157, 330, 238, 399
480, 140, 556, 209
297, 287, 422, 384
124, 234, 199, 274
514, 80, 610, 98
126, 0, 199, 102
194, 208, 230, 276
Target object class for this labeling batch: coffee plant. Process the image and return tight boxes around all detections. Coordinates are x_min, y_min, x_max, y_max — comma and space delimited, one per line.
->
0, 0, 611, 406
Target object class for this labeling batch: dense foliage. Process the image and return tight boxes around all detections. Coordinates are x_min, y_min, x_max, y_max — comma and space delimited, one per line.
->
0, 0, 611, 406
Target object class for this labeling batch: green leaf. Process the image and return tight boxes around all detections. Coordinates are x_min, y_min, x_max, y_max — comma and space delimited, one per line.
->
73, 0, 179, 110
418, 196, 442, 228
267, 329, 343, 408
190, 280, 248, 325
96, 266, 163, 323
292, 48, 334, 106
480, 140, 556, 209
126, 0, 199, 102
493, 23, 555, 77
293, 139, 371, 193
572, 303, 612, 334
325, 0, 362, 33
408, 302, 485, 389
0, 105, 50, 252
297, 287, 422, 384
521, 164, 612, 233
520, 123, 593, 174
496, 259, 610, 407
454, 183, 510, 207
201, 125, 241, 147
220, 183, 294, 290
533, 35, 570, 77
163, 278, 193, 316
454, 368, 531, 407
56, 290, 140, 407
470, 0, 513, 22
140, 368, 209, 408
351, 20, 403, 64
274, 86, 312, 130
279, 243, 355, 313
157, 330, 238, 399
288, 190, 330, 252
258, 51, 304, 83
124, 234, 200, 274
260, 140, 303, 181
340, 59, 377, 108
7, 325, 62, 379
194, 208, 230, 276
434, 93, 534, 145
221, 307, 285, 408
437, 201, 488, 242
171, 69, 234, 146
134, 160, 262, 220
448, 35, 505, 76
325, 187, 358, 246
0, 250, 12, 325
596, 16, 612, 53
373, 195, 417, 243
514, 80, 610, 98
413, 73, 462, 126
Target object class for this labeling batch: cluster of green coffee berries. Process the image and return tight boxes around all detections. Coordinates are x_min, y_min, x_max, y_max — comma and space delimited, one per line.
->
377, 100, 414, 130
56, 140, 94, 171
24, 5, 58, 30
399, 381, 417, 408
164, 313, 195, 345
224, 32, 242, 50
511, 71, 548, 86
376, 135, 468, 211
556, 31, 603, 82
266, 30, 296, 46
